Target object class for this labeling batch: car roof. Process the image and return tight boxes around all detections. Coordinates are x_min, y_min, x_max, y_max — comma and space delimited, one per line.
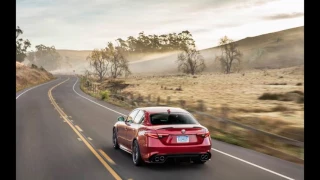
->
136, 106, 188, 114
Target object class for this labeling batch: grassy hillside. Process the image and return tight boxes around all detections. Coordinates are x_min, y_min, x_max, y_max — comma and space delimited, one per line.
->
16, 62, 55, 92
201, 26, 304, 69
55, 26, 303, 75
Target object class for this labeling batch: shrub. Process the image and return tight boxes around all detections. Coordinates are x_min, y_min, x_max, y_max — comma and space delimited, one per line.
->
267, 83, 287, 85
31, 64, 38, 69
272, 105, 288, 112
100, 90, 110, 100
176, 85, 183, 91
258, 93, 283, 100
296, 96, 304, 104
258, 91, 304, 104
39, 66, 46, 71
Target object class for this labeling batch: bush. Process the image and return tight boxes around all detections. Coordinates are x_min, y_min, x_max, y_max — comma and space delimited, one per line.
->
267, 83, 287, 85
296, 96, 304, 104
258, 93, 282, 100
176, 85, 183, 91
296, 83, 303, 86
39, 66, 46, 71
100, 90, 110, 100
289, 90, 304, 95
258, 91, 304, 104
272, 105, 288, 112
31, 64, 38, 69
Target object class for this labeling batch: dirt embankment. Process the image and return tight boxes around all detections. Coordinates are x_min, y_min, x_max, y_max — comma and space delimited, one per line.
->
16, 62, 55, 92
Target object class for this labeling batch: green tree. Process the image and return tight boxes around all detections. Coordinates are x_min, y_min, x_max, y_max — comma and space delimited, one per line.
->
104, 42, 131, 78
34, 44, 61, 71
113, 30, 196, 54
87, 49, 109, 82
16, 26, 31, 62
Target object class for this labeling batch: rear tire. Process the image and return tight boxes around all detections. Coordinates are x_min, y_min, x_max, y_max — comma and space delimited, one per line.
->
132, 140, 143, 166
113, 128, 119, 149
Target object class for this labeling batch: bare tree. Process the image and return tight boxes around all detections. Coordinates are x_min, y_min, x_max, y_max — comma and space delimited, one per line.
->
215, 36, 242, 74
104, 42, 131, 78
87, 49, 109, 82
176, 47, 205, 75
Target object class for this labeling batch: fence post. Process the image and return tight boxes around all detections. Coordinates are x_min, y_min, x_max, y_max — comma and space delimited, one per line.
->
167, 96, 171, 105
157, 96, 161, 105
220, 105, 229, 132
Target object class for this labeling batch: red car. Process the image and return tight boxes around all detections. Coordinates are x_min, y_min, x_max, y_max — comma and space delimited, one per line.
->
112, 107, 212, 166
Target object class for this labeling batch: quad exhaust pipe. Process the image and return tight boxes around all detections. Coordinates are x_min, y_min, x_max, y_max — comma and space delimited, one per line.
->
154, 156, 165, 162
155, 156, 159, 162
159, 156, 165, 162
200, 154, 209, 160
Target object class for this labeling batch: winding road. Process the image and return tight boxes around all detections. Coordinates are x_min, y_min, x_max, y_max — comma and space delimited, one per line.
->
16, 75, 304, 180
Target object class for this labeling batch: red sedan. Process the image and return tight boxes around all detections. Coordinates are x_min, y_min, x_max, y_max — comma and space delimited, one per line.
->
112, 107, 212, 166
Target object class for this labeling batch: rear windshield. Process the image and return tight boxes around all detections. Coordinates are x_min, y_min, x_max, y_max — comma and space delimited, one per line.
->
150, 113, 199, 125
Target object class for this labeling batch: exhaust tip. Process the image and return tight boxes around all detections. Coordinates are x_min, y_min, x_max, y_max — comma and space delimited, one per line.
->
200, 154, 209, 161
155, 156, 159, 162
160, 156, 165, 161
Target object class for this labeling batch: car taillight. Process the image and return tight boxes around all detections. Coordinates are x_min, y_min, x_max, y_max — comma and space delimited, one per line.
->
145, 130, 158, 139
197, 130, 210, 138
144, 130, 169, 139
157, 134, 169, 139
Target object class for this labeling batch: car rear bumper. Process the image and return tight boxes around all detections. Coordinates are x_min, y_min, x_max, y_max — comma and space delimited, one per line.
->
141, 144, 212, 163
147, 152, 212, 163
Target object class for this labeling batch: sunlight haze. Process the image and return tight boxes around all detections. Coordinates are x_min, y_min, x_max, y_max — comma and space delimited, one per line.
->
17, 0, 304, 50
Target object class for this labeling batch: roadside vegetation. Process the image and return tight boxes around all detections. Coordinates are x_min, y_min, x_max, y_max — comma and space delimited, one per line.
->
17, 26, 62, 71
16, 26, 56, 91
78, 29, 303, 163
79, 67, 304, 164
16, 62, 55, 92
78, 30, 304, 164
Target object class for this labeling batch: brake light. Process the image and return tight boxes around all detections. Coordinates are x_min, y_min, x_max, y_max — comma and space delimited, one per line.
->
144, 130, 169, 139
157, 134, 169, 138
197, 130, 210, 138
145, 130, 158, 139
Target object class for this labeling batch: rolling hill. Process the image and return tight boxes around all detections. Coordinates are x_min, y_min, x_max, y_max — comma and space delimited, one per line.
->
34, 26, 304, 75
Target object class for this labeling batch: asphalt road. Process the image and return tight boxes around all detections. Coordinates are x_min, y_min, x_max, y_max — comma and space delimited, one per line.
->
16, 75, 304, 180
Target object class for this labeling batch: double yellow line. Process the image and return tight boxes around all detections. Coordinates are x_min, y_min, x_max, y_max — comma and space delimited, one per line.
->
48, 77, 122, 180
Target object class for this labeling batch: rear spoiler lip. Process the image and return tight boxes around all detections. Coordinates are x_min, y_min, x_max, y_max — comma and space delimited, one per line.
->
154, 126, 203, 130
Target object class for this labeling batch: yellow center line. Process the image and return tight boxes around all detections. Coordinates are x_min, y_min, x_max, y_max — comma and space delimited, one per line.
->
98, 149, 116, 165
48, 77, 122, 180
75, 125, 83, 132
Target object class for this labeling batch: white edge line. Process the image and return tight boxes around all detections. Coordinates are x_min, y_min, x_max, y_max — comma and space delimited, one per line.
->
72, 77, 126, 116
211, 148, 295, 180
16, 77, 61, 100
72, 76, 295, 180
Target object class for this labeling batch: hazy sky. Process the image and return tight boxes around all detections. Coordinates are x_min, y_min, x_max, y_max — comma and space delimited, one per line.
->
17, 0, 304, 51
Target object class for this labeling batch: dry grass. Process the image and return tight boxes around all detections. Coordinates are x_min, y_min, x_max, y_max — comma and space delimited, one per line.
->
16, 62, 55, 92
80, 66, 304, 163
121, 66, 304, 128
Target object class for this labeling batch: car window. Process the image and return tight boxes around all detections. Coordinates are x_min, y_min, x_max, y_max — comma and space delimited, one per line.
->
133, 110, 144, 124
127, 109, 139, 122
150, 113, 199, 125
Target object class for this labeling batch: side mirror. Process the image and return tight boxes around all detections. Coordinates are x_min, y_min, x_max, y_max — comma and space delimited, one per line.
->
117, 116, 125, 122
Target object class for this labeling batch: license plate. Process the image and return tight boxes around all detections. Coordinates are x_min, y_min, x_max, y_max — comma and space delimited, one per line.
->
177, 136, 189, 143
